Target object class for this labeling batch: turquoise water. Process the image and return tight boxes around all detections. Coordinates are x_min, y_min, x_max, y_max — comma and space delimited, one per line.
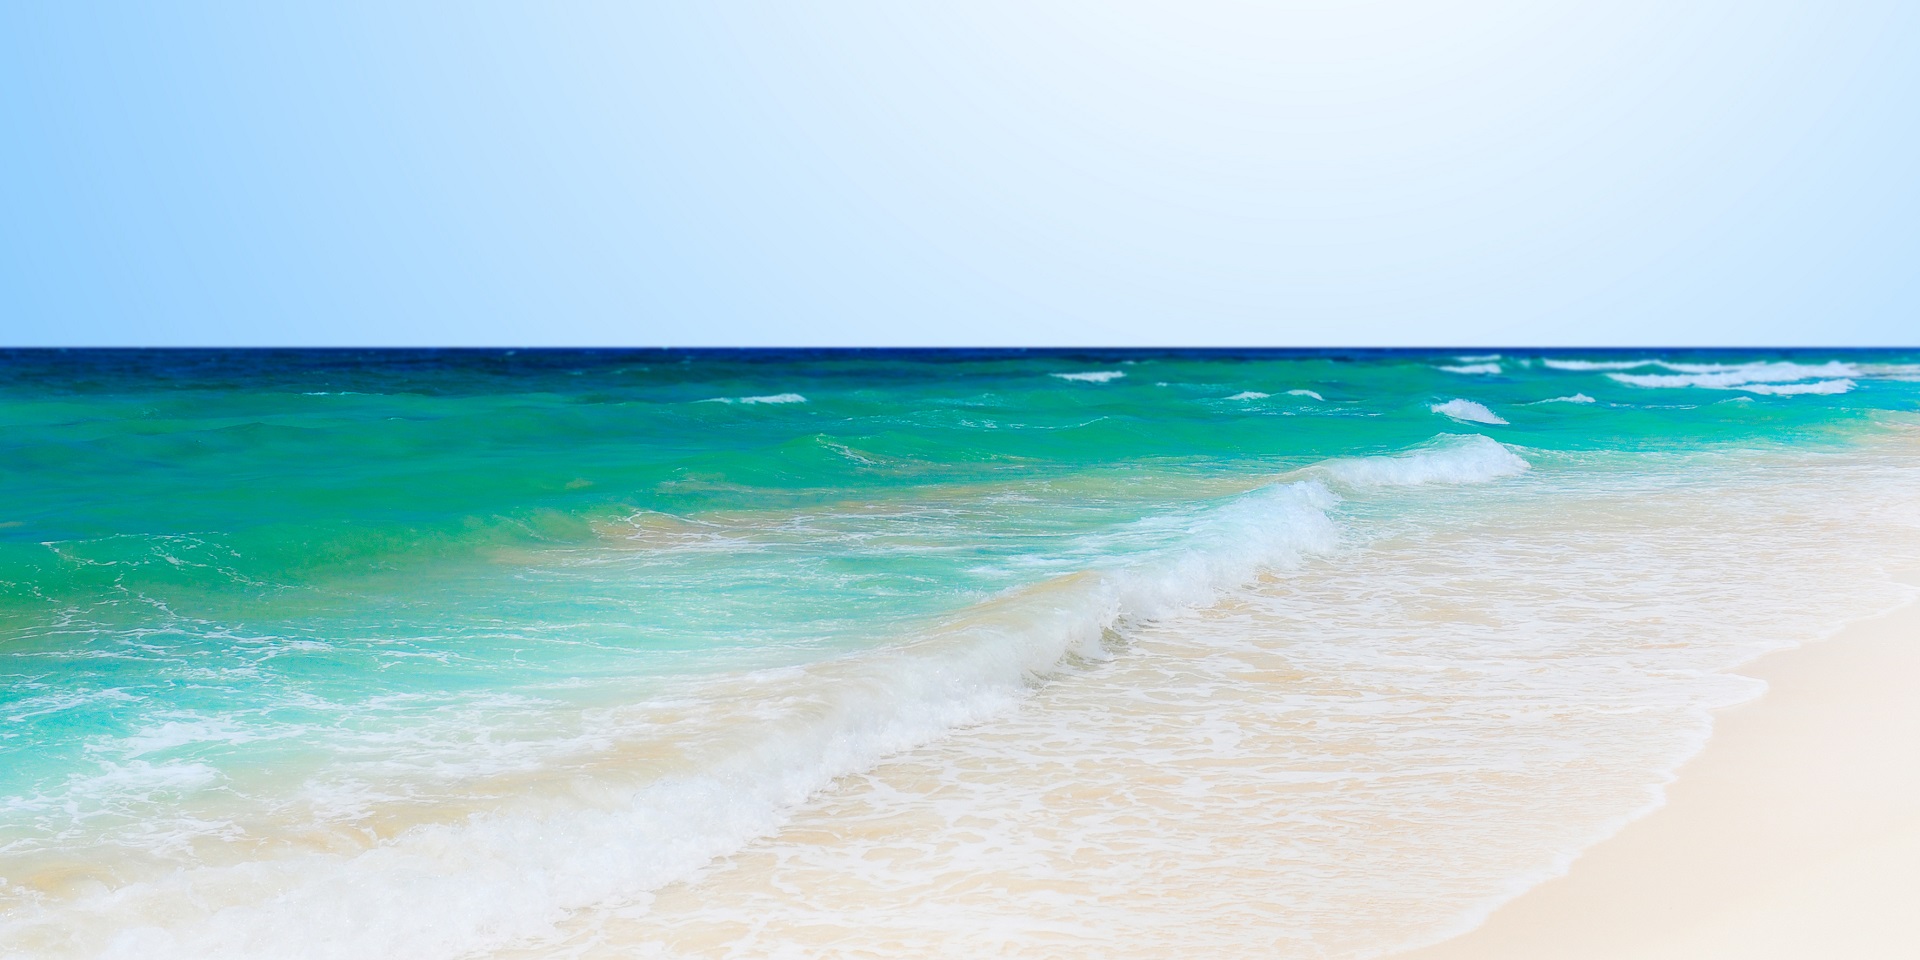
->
2, 349, 1917, 957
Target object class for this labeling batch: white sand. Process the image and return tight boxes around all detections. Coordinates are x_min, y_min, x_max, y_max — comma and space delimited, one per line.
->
1394, 576, 1920, 960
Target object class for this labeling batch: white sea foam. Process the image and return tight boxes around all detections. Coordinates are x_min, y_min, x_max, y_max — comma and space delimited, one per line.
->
107, 719, 265, 758
1454, 354, 1501, 362
697, 393, 808, 404
1439, 363, 1501, 375
1541, 358, 1660, 371
1860, 363, 1920, 381
1319, 434, 1529, 489
1737, 379, 1856, 396
1657, 360, 1854, 376
1052, 371, 1126, 383
1605, 361, 1859, 394
1430, 399, 1508, 425
1532, 393, 1597, 404
1286, 389, 1325, 400
1544, 359, 1868, 391
1226, 391, 1270, 400
58, 759, 222, 800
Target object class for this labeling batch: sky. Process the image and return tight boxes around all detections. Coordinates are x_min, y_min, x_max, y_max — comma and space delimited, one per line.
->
2, 2, 1915, 347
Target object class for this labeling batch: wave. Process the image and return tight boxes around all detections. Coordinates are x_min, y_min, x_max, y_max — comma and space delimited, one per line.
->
1318, 434, 1529, 489
1859, 363, 1920, 381
566, 440, 1920, 959
1439, 363, 1501, 375
1226, 391, 1271, 400
1543, 358, 1864, 396
1655, 360, 1854, 376
1541, 358, 1659, 371
1607, 361, 1857, 391
1286, 389, 1325, 400
1431, 398, 1508, 425
698, 393, 808, 404
1543, 358, 1873, 393
1532, 393, 1597, 404
1052, 371, 1126, 383
1541, 357, 1829, 374
1735, 379, 1856, 396
9, 437, 1534, 960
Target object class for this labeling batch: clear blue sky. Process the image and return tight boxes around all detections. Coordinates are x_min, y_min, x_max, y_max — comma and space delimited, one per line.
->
3, 2, 1915, 346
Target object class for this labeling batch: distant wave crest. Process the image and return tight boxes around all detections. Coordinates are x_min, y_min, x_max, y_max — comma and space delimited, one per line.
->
699, 393, 808, 404
1735, 379, 1855, 396
1320, 434, 1530, 489
1543, 358, 1864, 397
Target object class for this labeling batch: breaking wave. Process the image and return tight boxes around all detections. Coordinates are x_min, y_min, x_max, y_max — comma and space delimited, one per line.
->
3, 437, 1535, 960
1431, 398, 1508, 425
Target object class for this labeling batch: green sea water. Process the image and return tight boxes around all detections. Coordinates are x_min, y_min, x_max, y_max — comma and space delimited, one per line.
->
2, 348, 1917, 958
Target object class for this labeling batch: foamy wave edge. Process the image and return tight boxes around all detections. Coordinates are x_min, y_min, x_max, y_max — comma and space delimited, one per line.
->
28, 436, 1531, 960
697, 392, 807, 404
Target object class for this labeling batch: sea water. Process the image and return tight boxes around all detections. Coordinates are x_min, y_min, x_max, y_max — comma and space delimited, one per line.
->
2, 349, 1917, 958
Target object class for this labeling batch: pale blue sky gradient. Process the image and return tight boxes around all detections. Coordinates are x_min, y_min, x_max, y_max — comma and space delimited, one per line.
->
3, 2, 1915, 346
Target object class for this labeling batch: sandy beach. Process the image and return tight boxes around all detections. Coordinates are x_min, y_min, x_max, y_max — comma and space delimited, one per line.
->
8, 354, 1916, 959
1395, 570, 1920, 960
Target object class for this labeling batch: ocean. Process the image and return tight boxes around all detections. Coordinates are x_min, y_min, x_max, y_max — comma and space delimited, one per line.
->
2, 348, 1917, 958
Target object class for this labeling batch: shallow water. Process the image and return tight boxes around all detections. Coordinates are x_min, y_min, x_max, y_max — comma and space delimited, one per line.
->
2, 349, 1917, 957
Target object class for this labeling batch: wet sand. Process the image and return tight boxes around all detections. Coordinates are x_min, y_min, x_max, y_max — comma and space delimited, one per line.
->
1394, 574, 1920, 960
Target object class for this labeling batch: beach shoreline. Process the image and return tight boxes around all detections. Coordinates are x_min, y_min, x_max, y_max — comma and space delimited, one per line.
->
1391, 569, 1920, 960
8, 352, 1917, 959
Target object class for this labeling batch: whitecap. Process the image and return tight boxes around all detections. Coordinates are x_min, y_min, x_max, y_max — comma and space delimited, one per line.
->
699, 393, 808, 405
1439, 363, 1501, 375
819, 439, 879, 463
1051, 371, 1126, 383
1737, 379, 1855, 396
1531, 394, 1597, 405
1430, 399, 1508, 425
1226, 391, 1270, 400
1607, 361, 1857, 391
1319, 434, 1529, 489
1859, 363, 1920, 381
1657, 360, 1853, 376
1286, 389, 1325, 401
1541, 358, 1660, 371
